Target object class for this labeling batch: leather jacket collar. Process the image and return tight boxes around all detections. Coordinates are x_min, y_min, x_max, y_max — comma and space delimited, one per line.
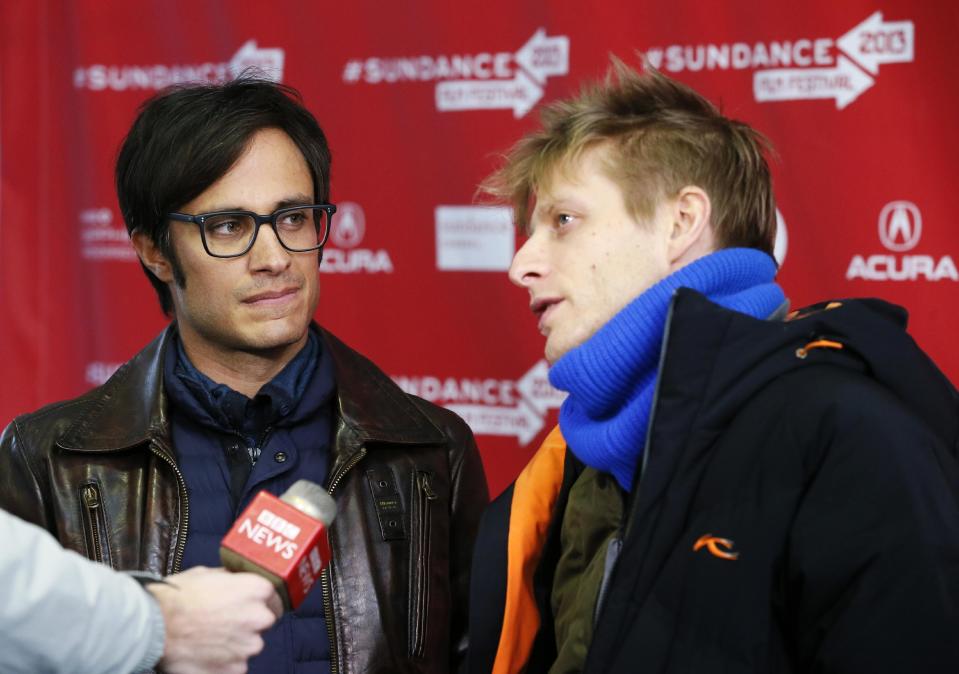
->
57, 324, 445, 454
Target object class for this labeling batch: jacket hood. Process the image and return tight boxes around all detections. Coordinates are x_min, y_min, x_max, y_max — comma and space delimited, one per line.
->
663, 290, 958, 455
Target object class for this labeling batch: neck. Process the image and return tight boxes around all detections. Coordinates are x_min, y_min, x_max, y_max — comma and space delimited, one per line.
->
177, 328, 308, 398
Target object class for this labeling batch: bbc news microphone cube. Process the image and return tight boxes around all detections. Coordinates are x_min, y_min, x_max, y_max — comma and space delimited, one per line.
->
220, 491, 332, 610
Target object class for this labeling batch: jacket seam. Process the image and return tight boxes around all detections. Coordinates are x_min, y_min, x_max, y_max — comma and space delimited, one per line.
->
10, 419, 49, 524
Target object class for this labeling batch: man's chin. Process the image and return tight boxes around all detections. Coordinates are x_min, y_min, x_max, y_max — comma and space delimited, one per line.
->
544, 341, 564, 365
544, 331, 589, 365
240, 320, 311, 354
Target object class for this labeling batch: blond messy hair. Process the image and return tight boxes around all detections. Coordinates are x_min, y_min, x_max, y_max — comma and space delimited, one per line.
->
480, 57, 777, 255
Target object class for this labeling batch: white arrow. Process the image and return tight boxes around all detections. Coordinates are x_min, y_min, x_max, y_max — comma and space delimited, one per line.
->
514, 28, 570, 84
837, 11, 914, 75
230, 40, 285, 81
754, 55, 874, 110
436, 69, 543, 118
445, 401, 544, 445
516, 359, 567, 416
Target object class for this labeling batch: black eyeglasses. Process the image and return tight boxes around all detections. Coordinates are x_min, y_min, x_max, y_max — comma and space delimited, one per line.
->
166, 204, 336, 258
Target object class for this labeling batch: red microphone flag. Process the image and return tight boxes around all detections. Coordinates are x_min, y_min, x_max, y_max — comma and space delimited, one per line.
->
220, 490, 332, 610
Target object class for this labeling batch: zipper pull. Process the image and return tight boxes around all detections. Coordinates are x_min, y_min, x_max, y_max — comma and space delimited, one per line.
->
420, 473, 438, 501
82, 485, 100, 509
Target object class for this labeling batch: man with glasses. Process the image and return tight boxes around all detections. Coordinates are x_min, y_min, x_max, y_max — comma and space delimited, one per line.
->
0, 78, 488, 674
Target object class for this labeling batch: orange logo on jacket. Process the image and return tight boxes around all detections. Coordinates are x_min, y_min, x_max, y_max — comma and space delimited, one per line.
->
693, 534, 740, 560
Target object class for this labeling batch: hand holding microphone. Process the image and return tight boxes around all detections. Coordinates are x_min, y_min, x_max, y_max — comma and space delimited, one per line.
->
220, 480, 338, 610
147, 566, 281, 674
149, 481, 335, 673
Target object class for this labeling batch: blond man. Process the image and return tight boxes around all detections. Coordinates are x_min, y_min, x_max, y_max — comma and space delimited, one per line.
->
467, 61, 959, 674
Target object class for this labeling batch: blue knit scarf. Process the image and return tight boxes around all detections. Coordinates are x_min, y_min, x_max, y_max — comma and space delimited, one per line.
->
548, 248, 785, 492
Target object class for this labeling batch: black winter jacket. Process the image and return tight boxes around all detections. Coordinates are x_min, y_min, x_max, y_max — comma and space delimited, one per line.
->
468, 291, 959, 673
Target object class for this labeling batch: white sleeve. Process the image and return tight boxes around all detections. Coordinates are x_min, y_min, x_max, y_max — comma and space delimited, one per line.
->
0, 508, 165, 674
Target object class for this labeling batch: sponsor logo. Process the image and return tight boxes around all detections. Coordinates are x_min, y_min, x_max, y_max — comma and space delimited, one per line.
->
846, 200, 956, 282
693, 534, 740, 561
239, 514, 298, 559
85, 361, 123, 386
877, 200, 921, 252
298, 558, 316, 590
330, 201, 366, 249
393, 360, 566, 445
73, 40, 284, 91
435, 205, 514, 271
80, 208, 137, 261
308, 547, 322, 574
321, 202, 394, 274
257, 508, 302, 540
647, 12, 914, 109
342, 28, 569, 118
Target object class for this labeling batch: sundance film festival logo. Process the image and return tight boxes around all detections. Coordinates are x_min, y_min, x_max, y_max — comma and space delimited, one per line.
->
394, 360, 565, 445
646, 12, 914, 109
73, 40, 284, 91
320, 201, 394, 274
846, 200, 956, 282
342, 29, 569, 118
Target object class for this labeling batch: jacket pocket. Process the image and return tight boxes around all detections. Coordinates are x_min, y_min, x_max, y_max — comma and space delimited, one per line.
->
409, 471, 438, 658
79, 482, 111, 566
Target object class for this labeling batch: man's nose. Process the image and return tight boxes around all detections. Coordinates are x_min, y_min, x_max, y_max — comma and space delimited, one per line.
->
248, 223, 293, 272
508, 233, 547, 288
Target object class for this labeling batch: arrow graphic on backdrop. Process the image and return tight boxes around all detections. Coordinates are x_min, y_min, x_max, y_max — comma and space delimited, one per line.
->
446, 360, 565, 444
837, 11, 914, 75
436, 69, 543, 118
446, 401, 545, 445
435, 28, 569, 118
229, 40, 285, 81
514, 28, 571, 83
516, 359, 567, 416
754, 55, 874, 110
393, 359, 566, 445
749, 11, 913, 110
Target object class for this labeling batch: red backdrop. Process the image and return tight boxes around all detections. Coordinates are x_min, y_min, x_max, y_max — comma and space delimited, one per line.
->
1, 1, 955, 496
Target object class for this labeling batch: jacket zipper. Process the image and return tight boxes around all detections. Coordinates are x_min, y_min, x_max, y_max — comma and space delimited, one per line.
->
150, 441, 191, 573
322, 447, 367, 674
80, 483, 106, 564
623, 295, 676, 539
252, 425, 273, 462
592, 298, 678, 630
409, 471, 438, 658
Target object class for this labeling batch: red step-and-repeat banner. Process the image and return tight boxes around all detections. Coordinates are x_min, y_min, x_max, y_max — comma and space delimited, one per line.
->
1, 1, 955, 495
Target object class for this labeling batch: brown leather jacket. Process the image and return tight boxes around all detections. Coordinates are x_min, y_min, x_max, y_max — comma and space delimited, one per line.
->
0, 326, 489, 673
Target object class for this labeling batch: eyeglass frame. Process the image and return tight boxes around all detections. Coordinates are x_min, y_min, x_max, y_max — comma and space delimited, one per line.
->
165, 203, 337, 259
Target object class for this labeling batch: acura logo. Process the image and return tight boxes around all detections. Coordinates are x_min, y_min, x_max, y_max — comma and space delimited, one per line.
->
330, 201, 366, 249
878, 200, 921, 252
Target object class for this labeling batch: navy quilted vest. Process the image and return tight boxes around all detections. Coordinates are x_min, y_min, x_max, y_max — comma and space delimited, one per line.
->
164, 331, 335, 674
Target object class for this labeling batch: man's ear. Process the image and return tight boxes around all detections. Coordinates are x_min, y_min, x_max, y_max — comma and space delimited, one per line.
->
667, 185, 714, 268
131, 230, 175, 283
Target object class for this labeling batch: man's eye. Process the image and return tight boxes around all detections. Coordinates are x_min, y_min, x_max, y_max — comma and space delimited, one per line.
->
204, 217, 250, 238
278, 210, 311, 229
210, 220, 242, 235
